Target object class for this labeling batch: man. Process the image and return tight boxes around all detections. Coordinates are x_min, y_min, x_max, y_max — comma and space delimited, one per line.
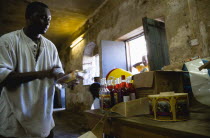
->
0, 2, 67, 137
89, 77, 100, 110
133, 55, 149, 73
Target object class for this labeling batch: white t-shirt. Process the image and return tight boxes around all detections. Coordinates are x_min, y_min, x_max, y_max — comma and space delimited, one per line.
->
91, 98, 100, 110
0, 29, 64, 137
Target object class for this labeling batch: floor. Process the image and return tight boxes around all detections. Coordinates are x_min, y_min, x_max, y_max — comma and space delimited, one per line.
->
53, 110, 89, 138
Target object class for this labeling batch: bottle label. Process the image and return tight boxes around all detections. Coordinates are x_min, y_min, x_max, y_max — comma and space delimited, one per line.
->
114, 93, 118, 104
100, 95, 111, 110
130, 93, 136, 100
123, 96, 130, 102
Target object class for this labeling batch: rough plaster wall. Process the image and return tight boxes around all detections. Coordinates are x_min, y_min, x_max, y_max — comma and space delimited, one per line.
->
61, 37, 94, 111
166, 0, 193, 62
197, 0, 210, 57
167, 0, 210, 62
65, 85, 93, 111
95, 0, 166, 43
60, 0, 210, 111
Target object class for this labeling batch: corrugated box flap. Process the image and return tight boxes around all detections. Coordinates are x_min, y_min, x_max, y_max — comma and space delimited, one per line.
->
133, 71, 154, 88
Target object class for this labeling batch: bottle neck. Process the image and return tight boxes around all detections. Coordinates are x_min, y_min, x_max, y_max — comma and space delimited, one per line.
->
128, 82, 133, 88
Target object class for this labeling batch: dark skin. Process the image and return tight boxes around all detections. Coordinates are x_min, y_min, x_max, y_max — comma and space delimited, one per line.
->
1, 6, 82, 90
1, 6, 63, 90
23, 6, 51, 42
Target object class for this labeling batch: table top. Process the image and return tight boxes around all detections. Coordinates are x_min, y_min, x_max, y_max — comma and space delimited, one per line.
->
85, 109, 210, 137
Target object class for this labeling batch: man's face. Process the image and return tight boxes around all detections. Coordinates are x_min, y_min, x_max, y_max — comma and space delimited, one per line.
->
29, 7, 51, 34
142, 56, 148, 66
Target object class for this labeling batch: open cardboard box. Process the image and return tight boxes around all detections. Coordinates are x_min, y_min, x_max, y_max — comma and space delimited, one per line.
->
133, 71, 185, 98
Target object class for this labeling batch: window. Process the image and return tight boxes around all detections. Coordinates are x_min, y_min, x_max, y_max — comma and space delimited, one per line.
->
82, 42, 100, 85
92, 54, 100, 77
126, 34, 148, 74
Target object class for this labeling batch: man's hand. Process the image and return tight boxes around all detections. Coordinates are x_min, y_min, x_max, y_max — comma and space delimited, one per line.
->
38, 66, 59, 79
199, 61, 210, 71
2, 66, 61, 90
55, 70, 84, 89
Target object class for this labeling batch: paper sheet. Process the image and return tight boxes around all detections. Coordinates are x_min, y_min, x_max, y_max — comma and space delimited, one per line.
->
78, 131, 97, 138
185, 59, 210, 106
111, 97, 150, 117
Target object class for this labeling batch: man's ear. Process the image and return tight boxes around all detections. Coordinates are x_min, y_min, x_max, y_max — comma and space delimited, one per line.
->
26, 16, 34, 24
25, 18, 31, 25
28, 15, 34, 21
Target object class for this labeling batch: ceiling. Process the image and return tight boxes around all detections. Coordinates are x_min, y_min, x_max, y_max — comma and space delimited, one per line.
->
0, 0, 105, 51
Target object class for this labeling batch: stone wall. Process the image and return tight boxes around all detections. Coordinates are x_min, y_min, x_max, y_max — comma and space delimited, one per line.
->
60, 0, 210, 111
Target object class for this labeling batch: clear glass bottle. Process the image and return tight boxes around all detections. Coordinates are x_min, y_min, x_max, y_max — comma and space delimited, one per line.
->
99, 78, 111, 110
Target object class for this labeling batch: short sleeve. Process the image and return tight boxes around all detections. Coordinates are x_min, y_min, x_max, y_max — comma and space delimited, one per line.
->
0, 37, 16, 83
51, 43, 64, 75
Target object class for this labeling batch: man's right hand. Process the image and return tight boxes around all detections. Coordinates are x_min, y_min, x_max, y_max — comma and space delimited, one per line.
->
2, 66, 61, 90
38, 67, 57, 79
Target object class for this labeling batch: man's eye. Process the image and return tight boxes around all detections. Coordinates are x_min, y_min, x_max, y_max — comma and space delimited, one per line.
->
40, 16, 46, 19
40, 16, 51, 21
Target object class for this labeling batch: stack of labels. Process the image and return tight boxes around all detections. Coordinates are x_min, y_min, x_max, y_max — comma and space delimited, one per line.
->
148, 92, 189, 121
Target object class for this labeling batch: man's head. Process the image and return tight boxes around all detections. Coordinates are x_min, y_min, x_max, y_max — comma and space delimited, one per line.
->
94, 77, 100, 83
25, 2, 51, 34
142, 55, 148, 66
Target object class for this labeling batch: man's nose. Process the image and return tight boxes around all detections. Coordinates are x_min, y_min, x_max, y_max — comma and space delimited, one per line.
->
46, 21, 50, 26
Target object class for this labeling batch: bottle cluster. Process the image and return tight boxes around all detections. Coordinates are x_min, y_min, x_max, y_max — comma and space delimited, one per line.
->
99, 75, 136, 110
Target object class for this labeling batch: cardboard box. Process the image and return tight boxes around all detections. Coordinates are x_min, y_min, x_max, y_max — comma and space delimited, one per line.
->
133, 71, 185, 98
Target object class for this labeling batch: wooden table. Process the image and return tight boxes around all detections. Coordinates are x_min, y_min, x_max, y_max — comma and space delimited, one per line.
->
85, 109, 210, 138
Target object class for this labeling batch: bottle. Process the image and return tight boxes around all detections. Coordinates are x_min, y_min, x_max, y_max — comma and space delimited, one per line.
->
127, 76, 136, 100
55, 70, 85, 89
108, 79, 117, 107
112, 79, 119, 105
99, 78, 111, 110
120, 75, 130, 102
117, 77, 123, 103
